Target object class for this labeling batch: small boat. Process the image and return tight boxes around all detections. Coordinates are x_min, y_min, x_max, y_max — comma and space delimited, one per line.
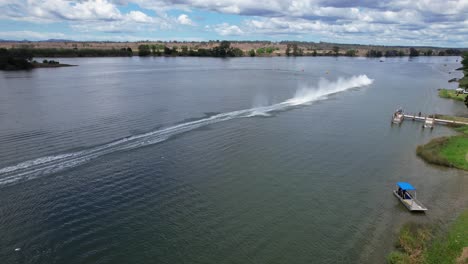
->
392, 108, 404, 124
393, 182, 427, 212
423, 118, 434, 129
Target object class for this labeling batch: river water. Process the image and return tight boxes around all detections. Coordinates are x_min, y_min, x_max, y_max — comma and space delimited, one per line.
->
0, 56, 467, 264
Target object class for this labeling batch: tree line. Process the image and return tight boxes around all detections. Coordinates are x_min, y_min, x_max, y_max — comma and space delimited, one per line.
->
138, 41, 244, 57
366, 48, 463, 57
0, 48, 34, 70
459, 52, 468, 108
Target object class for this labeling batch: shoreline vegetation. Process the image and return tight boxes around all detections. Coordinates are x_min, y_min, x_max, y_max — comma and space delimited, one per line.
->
2, 40, 466, 70
438, 52, 468, 107
416, 122, 468, 171
387, 210, 468, 264
439, 89, 467, 102
0, 48, 75, 70
418, 52, 468, 171
0, 40, 466, 58
388, 53, 468, 264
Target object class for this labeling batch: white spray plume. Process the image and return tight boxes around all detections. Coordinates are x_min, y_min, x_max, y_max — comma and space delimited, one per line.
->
285, 75, 373, 106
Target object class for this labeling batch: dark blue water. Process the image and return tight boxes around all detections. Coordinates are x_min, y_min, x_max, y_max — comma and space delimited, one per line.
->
0, 56, 467, 264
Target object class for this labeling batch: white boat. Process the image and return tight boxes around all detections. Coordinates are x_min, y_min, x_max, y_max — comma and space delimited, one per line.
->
392, 108, 404, 124
393, 182, 427, 212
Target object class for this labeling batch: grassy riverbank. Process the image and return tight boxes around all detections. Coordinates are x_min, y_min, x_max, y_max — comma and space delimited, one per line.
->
439, 52, 468, 105
387, 210, 468, 264
439, 89, 467, 102
416, 120, 468, 171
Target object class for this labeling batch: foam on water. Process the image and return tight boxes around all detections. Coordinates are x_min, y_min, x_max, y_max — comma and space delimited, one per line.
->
0, 75, 373, 186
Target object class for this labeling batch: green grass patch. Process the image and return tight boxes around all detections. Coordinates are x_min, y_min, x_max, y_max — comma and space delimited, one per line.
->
438, 89, 467, 102
417, 135, 468, 171
416, 137, 452, 167
424, 210, 468, 264
454, 125, 468, 135
387, 210, 468, 264
438, 136, 468, 170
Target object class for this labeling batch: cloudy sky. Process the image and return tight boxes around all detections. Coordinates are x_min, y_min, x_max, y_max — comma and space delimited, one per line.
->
0, 0, 467, 47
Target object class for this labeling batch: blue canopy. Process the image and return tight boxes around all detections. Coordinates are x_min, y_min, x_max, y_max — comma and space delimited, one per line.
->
397, 182, 416, 191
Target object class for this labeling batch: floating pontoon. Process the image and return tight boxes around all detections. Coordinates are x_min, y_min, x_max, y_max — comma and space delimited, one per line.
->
393, 182, 427, 212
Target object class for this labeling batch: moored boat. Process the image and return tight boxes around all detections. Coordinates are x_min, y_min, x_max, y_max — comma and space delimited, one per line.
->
392, 108, 404, 124
393, 182, 427, 212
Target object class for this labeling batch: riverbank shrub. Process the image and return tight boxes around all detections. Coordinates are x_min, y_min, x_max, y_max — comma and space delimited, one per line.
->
387, 223, 432, 264
388, 211, 468, 264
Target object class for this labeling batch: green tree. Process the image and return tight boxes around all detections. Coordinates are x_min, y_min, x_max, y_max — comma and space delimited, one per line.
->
219, 41, 231, 57
180, 46, 188, 56
409, 47, 419, 57
286, 44, 291, 56
461, 52, 468, 69
229, 48, 244, 57
164, 46, 172, 55
249, 49, 256, 57
256, 47, 265, 55
332, 46, 340, 56
345, 50, 357, 56
292, 44, 298, 56
138, 45, 151, 56
367, 50, 383, 57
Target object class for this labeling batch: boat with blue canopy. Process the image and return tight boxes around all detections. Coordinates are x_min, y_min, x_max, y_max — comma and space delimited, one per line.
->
393, 182, 427, 212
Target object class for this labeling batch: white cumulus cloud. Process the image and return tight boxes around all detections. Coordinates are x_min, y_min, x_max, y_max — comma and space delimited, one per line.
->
210, 23, 244, 36
177, 14, 194, 25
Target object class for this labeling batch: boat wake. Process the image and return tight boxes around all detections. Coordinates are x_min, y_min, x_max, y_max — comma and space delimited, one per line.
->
0, 75, 373, 187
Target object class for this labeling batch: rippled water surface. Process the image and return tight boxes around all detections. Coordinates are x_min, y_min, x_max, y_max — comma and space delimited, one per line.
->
1, 56, 467, 264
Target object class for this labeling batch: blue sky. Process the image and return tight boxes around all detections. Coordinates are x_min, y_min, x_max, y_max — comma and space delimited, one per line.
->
0, 0, 467, 47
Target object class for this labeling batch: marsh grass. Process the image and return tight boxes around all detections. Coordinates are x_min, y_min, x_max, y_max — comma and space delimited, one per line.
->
387, 211, 468, 264
387, 223, 432, 264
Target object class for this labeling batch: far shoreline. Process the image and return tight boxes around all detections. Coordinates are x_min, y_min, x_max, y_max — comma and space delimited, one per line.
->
32, 62, 77, 68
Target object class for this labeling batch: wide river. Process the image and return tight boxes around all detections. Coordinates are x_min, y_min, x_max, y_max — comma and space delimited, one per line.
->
1, 56, 467, 264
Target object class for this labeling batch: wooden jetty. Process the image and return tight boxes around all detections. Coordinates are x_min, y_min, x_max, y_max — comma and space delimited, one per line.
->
402, 114, 468, 126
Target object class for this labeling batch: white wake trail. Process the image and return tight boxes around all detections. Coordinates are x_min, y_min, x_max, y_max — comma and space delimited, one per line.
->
0, 75, 373, 186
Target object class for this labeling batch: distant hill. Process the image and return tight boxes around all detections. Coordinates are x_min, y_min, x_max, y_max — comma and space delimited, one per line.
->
39, 39, 76, 42
0, 39, 75, 43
